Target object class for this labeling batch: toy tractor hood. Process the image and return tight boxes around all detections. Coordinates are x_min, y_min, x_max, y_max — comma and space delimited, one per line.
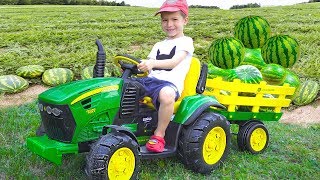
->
39, 77, 122, 105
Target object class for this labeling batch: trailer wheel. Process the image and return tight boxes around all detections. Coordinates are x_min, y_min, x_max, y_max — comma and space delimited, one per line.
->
178, 112, 230, 174
237, 121, 269, 154
86, 132, 140, 180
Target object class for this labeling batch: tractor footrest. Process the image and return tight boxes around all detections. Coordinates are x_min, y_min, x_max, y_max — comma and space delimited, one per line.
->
140, 145, 176, 159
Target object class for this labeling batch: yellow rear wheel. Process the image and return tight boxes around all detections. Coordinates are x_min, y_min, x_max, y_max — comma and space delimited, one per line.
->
249, 127, 268, 152
178, 112, 230, 174
203, 127, 227, 165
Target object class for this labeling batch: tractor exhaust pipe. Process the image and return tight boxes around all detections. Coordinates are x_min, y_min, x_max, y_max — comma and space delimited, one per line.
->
93, 39, 106, 78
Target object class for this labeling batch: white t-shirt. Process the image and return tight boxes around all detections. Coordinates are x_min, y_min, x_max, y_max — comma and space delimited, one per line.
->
147, 36, 194, 95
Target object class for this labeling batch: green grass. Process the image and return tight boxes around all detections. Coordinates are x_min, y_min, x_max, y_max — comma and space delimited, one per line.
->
0, 101, 319, 179
0, 4, 319, 81
0, 4, 319, 179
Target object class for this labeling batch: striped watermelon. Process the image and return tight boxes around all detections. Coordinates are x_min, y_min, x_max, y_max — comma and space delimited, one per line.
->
240, 48, 266, 70
81, 65, 111, 79
227, 65, 263, 84
281, 69, 301, 99
16, 65, 45, 78
208, 37, 245, 69
234, 16, 271, 49
261, 35, 300, 68
293, 80, 319, 105
0, 75, 29, 94
42, 68, 74, 86
261, 64, 286, 85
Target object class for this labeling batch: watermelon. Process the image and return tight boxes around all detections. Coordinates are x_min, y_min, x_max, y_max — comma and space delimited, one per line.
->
105, 63, 122, 77
207, 64, 230, 79
42, 68, 74, 86
261, 64, 286, 85
281, 70, 301, 99
261, 35, 300, 68
234, 16, 271, 49
227, 65, 263, 84
16, 65, 45, 78
240, 48, 266, 70
0, 75, 29, 94
81, 65, 111, 79
208, 37, 245, 69
293, 80, 319, 106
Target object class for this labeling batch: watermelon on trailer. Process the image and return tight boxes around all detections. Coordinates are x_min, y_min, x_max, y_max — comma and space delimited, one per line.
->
281, 69, 301, 99
207, 64, 230, 79
261, 64, 287, 85
81, 65, 111, 79
208, 37, 245, 69
261, 35, 300, 68
42, 68, 74, 86
227, 65, 263, 84
240, 48, 266, 70
234, 15, 271, 49
293, 80, 319, 106
16, 65, 45, 78
0, 75, 29, 94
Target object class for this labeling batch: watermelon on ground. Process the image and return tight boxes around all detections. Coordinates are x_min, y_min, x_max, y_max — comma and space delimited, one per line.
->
81, 65, 111, 79
261, 64, 287, 85
42, 68, 74, 86
240, 48, 266, 70
0, 75, 29, 94
261, 35, 300, 68
227, 65, 263, 84
234, 15, 271, 49
293, 80, 319, 106
208, 37, 245, 69
16, 65, 45, 78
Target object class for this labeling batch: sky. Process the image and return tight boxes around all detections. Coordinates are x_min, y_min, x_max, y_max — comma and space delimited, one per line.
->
115, 0, 310, 10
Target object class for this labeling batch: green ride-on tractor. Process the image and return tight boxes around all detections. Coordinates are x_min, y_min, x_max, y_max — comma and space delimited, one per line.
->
27, 40, 231, 179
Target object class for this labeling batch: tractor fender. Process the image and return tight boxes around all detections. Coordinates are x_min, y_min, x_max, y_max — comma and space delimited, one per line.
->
102, 125, 138, 144
173, 95, 225, 126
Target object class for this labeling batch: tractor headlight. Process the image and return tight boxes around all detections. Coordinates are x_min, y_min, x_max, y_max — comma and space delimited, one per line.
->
46, 106, 52, 114
38, 103, 43, 111
52, 108, 62, 117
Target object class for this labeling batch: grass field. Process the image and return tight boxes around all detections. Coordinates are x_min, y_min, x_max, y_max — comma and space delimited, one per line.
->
0, 3, 319, 81
0, 3, 319, 179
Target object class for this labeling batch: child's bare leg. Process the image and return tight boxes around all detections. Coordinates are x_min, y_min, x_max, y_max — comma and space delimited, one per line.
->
154, 86, 176, 138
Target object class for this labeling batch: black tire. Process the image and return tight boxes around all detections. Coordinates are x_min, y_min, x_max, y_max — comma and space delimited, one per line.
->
86, 132, 140, 180
35, 121, 46, 136
237, 121, 269, 154
177, 112, 231, 174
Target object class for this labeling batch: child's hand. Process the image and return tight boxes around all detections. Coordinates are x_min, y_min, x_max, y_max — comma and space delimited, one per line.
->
137, 59, 155, 72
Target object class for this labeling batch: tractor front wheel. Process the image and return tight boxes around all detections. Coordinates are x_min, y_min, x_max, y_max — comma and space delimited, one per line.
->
237, 121, 269, 154
86, 132, 140, 180
178, 112, 231, 174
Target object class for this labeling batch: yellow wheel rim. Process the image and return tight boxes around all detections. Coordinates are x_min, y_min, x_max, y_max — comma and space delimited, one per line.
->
108, 147, 135, 180
250, 127, 267, 152
203, 127, 226, 165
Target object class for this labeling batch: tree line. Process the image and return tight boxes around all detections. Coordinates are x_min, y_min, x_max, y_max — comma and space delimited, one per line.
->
0, 0, 128, 5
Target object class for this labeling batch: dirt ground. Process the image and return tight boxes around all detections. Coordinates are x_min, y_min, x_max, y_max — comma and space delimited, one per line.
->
0, 85, 319, 127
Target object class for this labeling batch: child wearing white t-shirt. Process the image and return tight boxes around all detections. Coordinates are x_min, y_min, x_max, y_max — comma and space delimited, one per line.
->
136, 0, 194, 153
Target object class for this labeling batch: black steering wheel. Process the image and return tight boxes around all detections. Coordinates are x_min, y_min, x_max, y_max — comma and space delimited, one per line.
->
114, 54, 148, 77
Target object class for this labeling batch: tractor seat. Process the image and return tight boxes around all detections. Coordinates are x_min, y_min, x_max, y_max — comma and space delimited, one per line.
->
141, 57, 207, 113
